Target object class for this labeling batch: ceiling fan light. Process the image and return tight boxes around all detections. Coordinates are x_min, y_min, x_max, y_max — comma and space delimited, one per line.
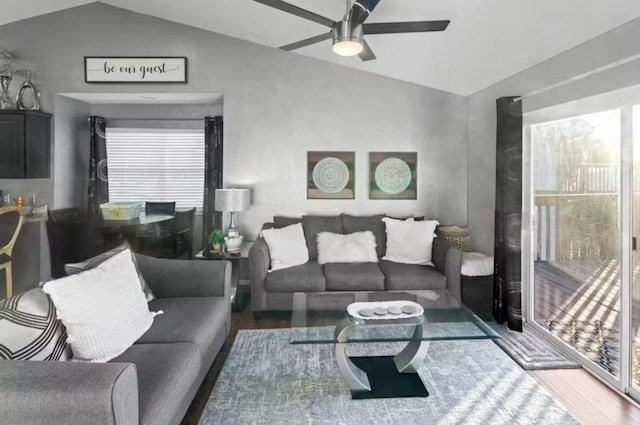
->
332, 40, 363, 56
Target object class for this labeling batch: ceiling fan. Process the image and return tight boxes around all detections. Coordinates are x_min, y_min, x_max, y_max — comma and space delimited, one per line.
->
253, 0, 450, 61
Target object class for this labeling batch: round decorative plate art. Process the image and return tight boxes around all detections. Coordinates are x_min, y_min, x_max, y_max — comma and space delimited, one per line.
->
312, 157, 350, 194
374, 157, 412, 194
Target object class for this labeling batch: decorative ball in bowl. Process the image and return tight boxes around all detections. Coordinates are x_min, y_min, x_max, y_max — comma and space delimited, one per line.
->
224, 235, 243, 251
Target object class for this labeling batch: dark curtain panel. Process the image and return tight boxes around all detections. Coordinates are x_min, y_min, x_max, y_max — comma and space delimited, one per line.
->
87, 116, 109, 216
202, 116, 224, 250
493, 97, 523, 332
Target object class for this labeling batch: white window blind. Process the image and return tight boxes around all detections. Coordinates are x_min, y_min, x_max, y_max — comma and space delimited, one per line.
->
106, 128, 205, 210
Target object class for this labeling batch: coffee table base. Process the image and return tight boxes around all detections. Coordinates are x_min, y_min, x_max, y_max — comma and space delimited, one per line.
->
348, 356, 429, 399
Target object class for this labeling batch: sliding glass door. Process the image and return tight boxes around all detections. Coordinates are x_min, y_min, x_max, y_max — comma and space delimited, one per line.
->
531, 110, 622, 380
632, 106, 640, 394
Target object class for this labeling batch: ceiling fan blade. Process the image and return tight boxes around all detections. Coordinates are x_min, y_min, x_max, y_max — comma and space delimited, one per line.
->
253, 0, 336, 28
280, 32, 333, 51
349, 0, 382, 24
363, 20, 450, 34
358, 39, 377, 61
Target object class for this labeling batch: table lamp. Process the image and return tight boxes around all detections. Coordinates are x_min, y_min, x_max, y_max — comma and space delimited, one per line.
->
214, 188, 250, 251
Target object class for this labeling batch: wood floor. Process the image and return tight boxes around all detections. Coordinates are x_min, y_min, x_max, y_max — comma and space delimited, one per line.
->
181, 306, 640, 425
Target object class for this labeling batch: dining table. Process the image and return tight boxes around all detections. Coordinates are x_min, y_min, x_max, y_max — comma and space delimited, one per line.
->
97, 212, 175, 251
98, 212, 175, 229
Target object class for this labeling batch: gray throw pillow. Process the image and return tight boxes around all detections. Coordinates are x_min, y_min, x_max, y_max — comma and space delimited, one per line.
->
341, 214, 386, 258
273, 216, 302, 229
64, 242, 154, 302
301, 215, 343, 260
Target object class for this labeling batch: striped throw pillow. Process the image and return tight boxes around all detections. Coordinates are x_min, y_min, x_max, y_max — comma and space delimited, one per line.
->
64, 242, 154, 302
0, 288, 71, 361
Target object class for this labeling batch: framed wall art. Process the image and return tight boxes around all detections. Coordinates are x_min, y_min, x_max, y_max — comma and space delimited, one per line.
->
84, 56, 188, 83
307, 151, 355, 199
369, 152, 417, 199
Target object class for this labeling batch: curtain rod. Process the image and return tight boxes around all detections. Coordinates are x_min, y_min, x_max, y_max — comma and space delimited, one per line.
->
103, 118, 206, 122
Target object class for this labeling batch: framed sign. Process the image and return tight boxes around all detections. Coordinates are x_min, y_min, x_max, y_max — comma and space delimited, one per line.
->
84, 56, 187, 83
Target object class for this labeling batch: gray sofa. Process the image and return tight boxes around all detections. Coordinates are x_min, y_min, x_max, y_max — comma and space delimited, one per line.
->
249, 214, 462, 316
0, 255, 231, 425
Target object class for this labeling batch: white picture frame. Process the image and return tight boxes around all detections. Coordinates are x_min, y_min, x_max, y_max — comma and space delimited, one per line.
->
84, 56, 187, 83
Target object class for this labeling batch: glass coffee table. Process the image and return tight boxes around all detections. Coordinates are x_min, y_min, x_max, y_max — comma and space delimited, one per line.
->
291, 290, 499, 399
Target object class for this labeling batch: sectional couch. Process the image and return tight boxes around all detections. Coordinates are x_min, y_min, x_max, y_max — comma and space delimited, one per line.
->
0, 255, 231, 425
249, 214, 463, 316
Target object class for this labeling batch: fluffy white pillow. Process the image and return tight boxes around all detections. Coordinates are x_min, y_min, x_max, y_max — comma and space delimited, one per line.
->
382, 217, 439, 265
42, 249, 159, 362
317, 231, 378, 264
261, 223, 309, 271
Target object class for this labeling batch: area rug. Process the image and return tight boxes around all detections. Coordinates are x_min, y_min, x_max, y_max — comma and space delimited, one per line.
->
490, 323, 582, 370
199, 328, 579, 425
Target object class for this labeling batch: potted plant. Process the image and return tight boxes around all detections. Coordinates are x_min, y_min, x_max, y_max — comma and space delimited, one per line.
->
208, 229, 225, 257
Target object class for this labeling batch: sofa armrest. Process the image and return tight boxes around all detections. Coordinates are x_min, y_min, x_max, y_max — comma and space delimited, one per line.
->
135, 254, 231, 299
249, 236, 271, 312
0, 360, 138, 425
432, 237, 463, 301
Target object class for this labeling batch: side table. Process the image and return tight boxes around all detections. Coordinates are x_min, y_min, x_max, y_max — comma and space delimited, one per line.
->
196, 241, 253, 312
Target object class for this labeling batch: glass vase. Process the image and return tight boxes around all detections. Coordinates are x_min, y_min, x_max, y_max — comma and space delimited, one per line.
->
16, 70, 40, 111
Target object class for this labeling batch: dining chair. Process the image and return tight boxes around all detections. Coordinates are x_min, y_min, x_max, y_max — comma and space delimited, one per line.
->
0, 206, 25, 299
173, 207, 195, 259
47, 207, 86, 223
145, 202, 176, 216
137, 201, 177, 258
46, 219, 95, 278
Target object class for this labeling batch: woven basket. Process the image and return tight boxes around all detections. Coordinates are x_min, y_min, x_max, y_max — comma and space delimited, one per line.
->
436, 225, 471, 251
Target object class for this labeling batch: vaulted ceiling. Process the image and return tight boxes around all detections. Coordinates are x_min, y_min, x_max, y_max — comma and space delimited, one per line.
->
4, 0, 640, 95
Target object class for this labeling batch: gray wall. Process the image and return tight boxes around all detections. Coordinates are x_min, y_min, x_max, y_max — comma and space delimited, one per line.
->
0, 2, 468, 240
54, 95, 91, 208
467, 17, 640, 254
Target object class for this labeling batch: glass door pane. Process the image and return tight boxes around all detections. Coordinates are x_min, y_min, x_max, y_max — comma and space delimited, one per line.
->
632, 105, 640, 389
532, 110, 622, 378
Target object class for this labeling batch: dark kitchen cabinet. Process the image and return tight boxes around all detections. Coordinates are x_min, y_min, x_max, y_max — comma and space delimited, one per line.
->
0, 110, 52, 178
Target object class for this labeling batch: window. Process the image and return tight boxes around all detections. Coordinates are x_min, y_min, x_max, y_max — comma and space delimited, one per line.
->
106, 128, 205, 210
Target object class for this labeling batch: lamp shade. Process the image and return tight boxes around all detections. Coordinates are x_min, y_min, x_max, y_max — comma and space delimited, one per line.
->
214, 189, 250, 212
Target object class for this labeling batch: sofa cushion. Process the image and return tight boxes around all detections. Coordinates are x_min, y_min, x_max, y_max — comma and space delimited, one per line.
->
273, 216, 302, 228
265, 262, 326, 292
302, 215, 343, 260
136, 297, 229, 355
386, 215, 425, 221
110, 342, 201, 425
324, 263, 385, 291
379, 260, 446, 290
341, 214, 386, 257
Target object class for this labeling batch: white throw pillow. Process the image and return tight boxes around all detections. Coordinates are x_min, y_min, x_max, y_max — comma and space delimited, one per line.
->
261, 223, 309, 271
42, 249, 159, 362
317, 231, 378, 264
382, 217, 439, 265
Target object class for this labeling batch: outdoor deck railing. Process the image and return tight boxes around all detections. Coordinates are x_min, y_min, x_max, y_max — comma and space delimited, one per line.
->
534, 163, 627, 264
